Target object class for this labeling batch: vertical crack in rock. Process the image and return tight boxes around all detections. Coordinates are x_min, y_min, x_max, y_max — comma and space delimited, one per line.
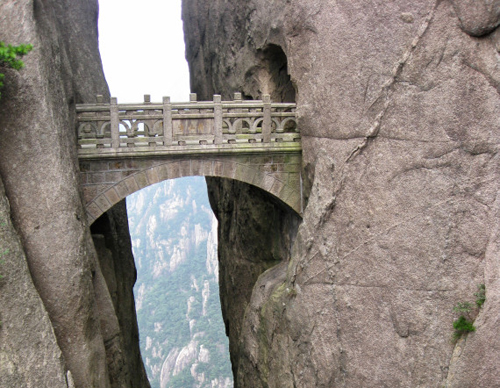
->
347, 0, 439, 165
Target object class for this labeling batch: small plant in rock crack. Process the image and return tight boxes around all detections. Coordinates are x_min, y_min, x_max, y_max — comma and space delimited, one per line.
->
452, 302, 475, 341
452, 285, 486, 342
0, 41, 33, 99
474, 284, 486, 308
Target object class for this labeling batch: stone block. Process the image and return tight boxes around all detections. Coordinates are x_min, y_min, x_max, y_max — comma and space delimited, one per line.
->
86, 211, 96, 225
90, 160, 110, 172
88, 172, 107, 184
269, 179, 286, 198
156, 163, 171, 181
202, 160, 215, 176
190, 159, 203, 177
86, 202, 102, 221
259, 163, 279, 174
284, 163, 301, 173
179, 160, 192, 177
271, 155, 285, 164
253, 173, 275, 193
167, 162, 181, 180
104, 188, 120, 207
94, 194, 112, 213
134, 171, 149, 190
123, 176, 140, 193
79, 162, 91, 172
222, 161, 237, 179
82, 184, 107, 203
105, 171, 128, 183
213, 160, 225, 176
113, 181, 130, 199
286, 172, 301, 187
146, 168, 160, 185
234, 164, 257, 185
286, 194, 302, 215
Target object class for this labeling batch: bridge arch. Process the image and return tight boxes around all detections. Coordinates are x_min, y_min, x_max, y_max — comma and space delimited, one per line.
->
81, 153, 302, 224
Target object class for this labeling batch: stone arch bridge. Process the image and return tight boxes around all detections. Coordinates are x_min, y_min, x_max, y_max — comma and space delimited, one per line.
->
77, 93, 302, 224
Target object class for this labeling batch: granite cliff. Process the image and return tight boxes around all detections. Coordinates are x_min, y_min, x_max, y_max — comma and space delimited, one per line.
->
0, 0, 499, 387
0, 0, 148, 387
182, 0, 500, 387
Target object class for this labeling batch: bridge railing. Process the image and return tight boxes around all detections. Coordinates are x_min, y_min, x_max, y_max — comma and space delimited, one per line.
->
76, 93, 299, 152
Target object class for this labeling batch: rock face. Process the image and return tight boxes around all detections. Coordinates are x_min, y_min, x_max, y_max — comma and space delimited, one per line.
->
206, 177, 300, 379
183, 0, 500, 386
91, 202, 151, 388
0, 1, 149, 387
0, 177, 69, 387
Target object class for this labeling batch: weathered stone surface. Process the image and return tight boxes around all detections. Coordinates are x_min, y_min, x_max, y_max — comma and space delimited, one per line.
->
0, 1, 109, 386
183, 0, 500, 386
91, 200, 150, 388
451, 0, 500, 36
0, 1, 149, 387
206, 177, 300, 379
0, 177, 68, 387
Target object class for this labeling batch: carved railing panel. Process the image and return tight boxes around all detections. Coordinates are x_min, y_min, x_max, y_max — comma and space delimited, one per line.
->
77, 93, 299, 153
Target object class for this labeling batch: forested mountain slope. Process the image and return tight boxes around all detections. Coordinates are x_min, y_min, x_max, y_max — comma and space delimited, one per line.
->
127, 177, 232, 388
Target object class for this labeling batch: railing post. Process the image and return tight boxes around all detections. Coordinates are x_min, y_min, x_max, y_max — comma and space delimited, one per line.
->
190, 93, 197, 102
110, 97, 120, 149
163, 96, 173, 146
214, 94, 223, 145
263, 94, 271, 143
233, 92, 242, 135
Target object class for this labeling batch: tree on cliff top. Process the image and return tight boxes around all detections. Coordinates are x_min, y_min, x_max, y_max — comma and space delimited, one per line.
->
0, 42, 33, 99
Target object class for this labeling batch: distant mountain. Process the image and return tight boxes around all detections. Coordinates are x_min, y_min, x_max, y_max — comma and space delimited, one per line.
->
127, 177, 233, 388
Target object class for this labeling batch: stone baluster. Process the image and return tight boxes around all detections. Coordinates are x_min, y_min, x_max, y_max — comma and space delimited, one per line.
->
163, 96, 173, 146
214, 94, 223, 145
262, 94, 271, 143
96, 95, 104, 148
110, 97, 120, 149
233, 92, 242, 136
190, 93, 197, 102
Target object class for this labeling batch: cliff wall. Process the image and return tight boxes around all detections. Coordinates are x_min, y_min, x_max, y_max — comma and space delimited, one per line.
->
183, 0, 500, 386
0, 1, 149, 387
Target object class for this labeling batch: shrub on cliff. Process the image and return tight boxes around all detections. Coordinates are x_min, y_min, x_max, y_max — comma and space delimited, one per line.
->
0, 41, 33, 99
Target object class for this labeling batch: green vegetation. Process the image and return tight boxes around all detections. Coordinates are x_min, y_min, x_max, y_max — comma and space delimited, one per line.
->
452, 301, 473, 315
0, 41, 33, 99
452, 315, 476, 339
474, 283, 486, 308
128, 177, 232, 388
452, 285, 486, 342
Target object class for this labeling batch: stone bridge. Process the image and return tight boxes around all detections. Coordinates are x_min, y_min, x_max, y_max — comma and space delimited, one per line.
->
77, 93, 302, 223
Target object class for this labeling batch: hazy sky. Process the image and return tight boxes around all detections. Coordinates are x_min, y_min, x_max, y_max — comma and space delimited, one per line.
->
98, 0, 190, 103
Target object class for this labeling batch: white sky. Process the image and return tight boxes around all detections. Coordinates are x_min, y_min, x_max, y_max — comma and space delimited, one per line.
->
98, 0, 190, 103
